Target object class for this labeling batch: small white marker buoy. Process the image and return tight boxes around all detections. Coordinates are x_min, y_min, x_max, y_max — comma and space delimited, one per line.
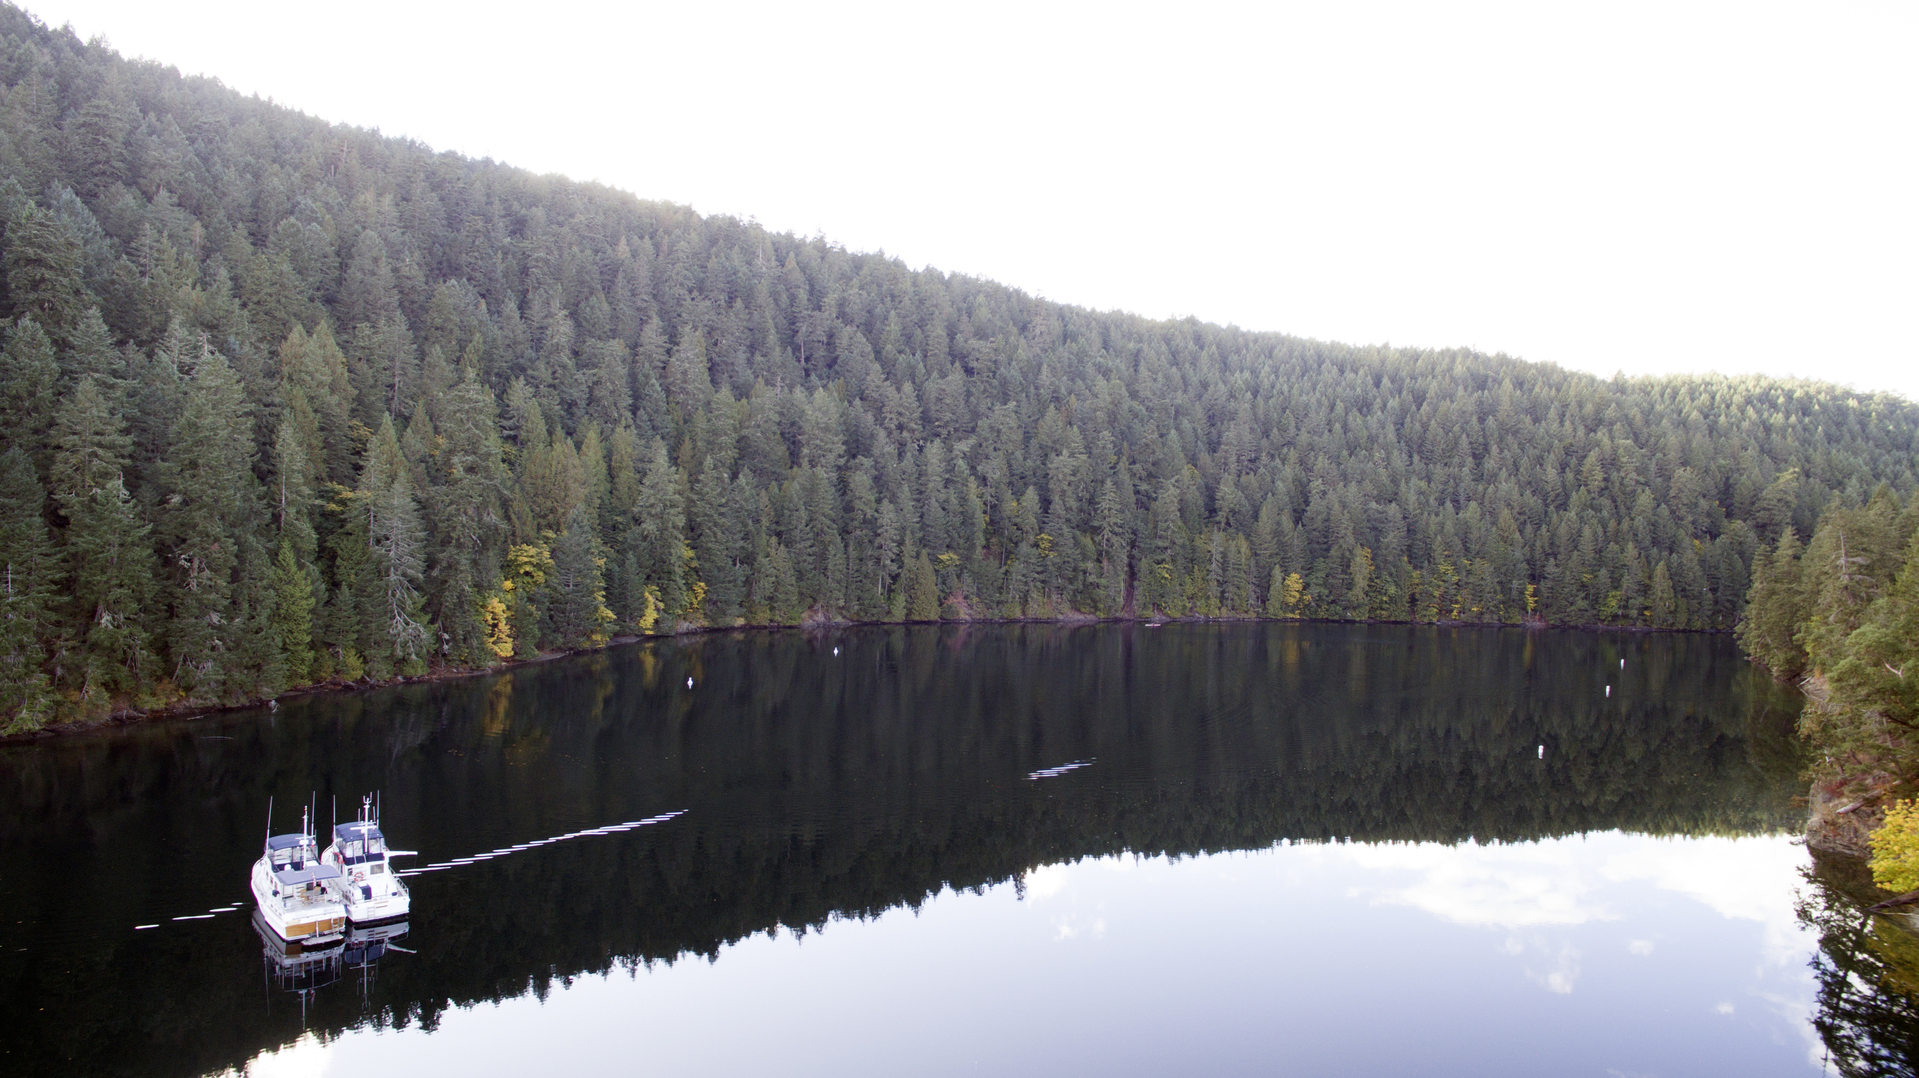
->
687, 677, 694, 689
1538, 745, 1544, 758
833, 647, 839, 656
1605, 685, 1611, 697
1620, 659, 1625, 669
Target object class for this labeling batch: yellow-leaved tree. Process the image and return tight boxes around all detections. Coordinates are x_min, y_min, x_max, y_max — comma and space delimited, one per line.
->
1870, 800, 1919, 893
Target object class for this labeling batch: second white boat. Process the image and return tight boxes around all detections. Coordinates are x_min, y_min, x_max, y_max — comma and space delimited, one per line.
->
321, 796, 412, 923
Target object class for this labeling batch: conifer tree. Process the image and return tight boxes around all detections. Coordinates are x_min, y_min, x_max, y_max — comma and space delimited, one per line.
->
428, 372, 509, 664
0, 315, 58, 464
545, 506, 612, 647
4, 203, 87, 334
52, 376, 154, 705
0, 448, 57, 731
1825, 530, 1919, 738
664, 325, 710, 416
359, 416, 430, 676
600, 423, 645, 624
157, 347, 259, 700
905, 550, 940, 621
1739, 529, 1810, 677
635, 438, 687, 616
63, 307, 119, 386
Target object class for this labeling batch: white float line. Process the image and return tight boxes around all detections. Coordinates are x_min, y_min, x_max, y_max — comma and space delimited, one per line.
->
134, 896, 248, 932
1027, 759, 1096, 780
396, 811, 689, 880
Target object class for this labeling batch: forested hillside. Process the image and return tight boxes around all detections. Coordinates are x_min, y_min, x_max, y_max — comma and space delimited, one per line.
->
1, 6, 1916, 732
1740, 487, 1919, 849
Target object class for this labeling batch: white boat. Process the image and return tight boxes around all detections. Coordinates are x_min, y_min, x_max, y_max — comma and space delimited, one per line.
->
322, 796, 412, 923
250, 807, 347, 943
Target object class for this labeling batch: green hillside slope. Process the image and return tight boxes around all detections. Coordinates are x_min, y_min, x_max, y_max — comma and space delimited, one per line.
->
0, 6, 1915, 729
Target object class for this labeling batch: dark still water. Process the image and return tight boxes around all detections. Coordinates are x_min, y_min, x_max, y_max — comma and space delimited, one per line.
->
0, 623, 1845, 1076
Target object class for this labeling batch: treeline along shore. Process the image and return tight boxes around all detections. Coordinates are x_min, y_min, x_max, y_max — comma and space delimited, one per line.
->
1, 4, 1917, 734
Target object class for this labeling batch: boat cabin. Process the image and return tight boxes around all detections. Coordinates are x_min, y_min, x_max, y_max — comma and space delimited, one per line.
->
332, 822, 390, 872
267, 833, 318, 870
266, 833, 341, 895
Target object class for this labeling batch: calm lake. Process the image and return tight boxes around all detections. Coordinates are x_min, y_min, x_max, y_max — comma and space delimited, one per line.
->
0, 622, 1886, 1076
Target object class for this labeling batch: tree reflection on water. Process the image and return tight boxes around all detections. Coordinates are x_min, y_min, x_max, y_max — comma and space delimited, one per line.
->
0, 623, 1814, 1077
1799, 848, 1919, 1076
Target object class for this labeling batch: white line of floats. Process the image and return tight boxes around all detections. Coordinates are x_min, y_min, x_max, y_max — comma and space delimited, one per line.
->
1027, 759, 1095, 781
131, 811, 687, 932
394, 810, 688, 878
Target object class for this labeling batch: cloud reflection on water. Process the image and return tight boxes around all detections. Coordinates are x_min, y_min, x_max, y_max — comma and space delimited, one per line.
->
237, 832, 1828, 1077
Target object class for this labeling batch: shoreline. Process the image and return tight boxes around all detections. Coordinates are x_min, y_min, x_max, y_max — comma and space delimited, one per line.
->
0, 613, 1734, 746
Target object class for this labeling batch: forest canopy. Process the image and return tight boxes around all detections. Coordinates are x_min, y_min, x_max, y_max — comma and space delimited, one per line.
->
0, 5, 1916, 731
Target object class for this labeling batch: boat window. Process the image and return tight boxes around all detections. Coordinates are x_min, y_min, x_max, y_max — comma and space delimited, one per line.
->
368, 863, 385, 875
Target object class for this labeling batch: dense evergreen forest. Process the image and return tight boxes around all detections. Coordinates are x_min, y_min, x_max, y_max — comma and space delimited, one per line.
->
1, 5, 1916, 732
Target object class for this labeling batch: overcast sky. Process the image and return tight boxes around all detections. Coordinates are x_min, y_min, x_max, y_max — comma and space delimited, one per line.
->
23, 1, 1919, 399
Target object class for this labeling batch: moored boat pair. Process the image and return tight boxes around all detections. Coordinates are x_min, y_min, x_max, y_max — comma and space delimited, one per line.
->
250, 796, 413, 943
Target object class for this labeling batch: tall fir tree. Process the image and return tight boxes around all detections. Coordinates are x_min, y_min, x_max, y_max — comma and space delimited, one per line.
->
358, 416, 430, 676
0, 448, 57, 731
156, 346, 261, 700
52, 376, 154, 707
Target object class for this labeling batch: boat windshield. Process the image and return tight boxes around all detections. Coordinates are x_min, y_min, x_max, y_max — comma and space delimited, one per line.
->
266, 835, 313, 869
333, 825, 386, 865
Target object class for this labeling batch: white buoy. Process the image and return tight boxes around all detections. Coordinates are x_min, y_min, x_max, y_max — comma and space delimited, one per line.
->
1538, 745, 1544, 758
833, 647, 839, 656
1620, 659, 1625, 669
687, 677, 694, 689
1605, 685, 1611, 697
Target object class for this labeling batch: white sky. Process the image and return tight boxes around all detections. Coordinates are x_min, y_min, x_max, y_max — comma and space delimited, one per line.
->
23, 1, 1919, 400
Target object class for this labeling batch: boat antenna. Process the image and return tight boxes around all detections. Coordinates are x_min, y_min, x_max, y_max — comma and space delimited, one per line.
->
265, 796, 273, 853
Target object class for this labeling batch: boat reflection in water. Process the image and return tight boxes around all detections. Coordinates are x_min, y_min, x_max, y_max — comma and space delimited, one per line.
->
252, 910, 411, 1014
343, 919, 412, 982
251, 910, 342, 1002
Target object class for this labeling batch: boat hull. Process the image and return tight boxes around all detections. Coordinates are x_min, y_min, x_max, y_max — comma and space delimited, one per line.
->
250, 861, 346, 942
341, 892, 410, 924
